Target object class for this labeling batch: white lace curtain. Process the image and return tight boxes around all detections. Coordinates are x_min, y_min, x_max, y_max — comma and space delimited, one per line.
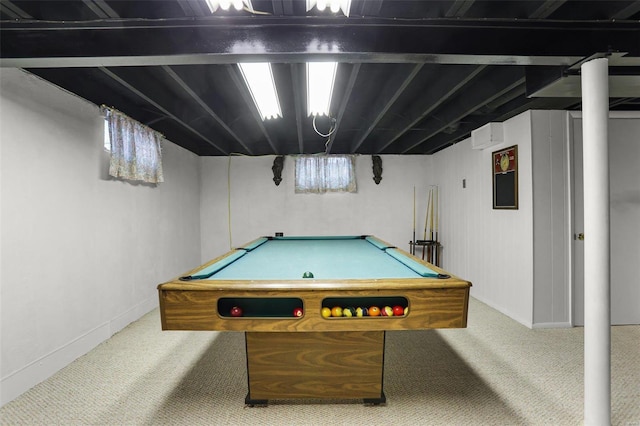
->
295, 155, 356, 193
102, 106, 164, 184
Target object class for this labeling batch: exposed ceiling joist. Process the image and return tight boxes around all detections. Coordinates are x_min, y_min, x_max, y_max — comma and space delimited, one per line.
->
5, 1, 640, 157
389, 66, 526, 154
3, 18, 639, 68
99, 67, 230, 154
325, 63, 360, 154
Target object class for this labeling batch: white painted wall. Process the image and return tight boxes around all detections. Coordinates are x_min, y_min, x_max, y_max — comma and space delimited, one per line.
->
531, 110, 571, 327
0, 69, 202, 405
432, 112, 535, 327
432, 109, 639, 328
199, 155, 434, 262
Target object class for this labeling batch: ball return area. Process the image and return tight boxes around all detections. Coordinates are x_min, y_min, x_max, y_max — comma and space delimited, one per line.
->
157, 235, 471, 406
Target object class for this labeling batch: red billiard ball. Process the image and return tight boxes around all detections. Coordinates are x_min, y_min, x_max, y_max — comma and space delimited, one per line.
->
293, 307, 304, 317
230, 306, 243, 317
392, 305, 405, 316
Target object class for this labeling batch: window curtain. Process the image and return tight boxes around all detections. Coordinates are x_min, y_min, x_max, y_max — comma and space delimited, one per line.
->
102, 106, 164, 184
295, 155, 356, 193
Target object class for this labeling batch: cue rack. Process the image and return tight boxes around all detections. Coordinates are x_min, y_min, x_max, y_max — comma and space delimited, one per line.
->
410, 186, 442, 267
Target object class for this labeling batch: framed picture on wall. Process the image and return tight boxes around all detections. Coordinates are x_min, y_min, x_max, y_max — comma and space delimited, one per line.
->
492, 145, 518, 209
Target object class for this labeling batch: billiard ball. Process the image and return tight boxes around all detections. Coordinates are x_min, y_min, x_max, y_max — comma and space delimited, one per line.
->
368, 306, 381, 316
331, 306, 343, 317
381, 306, 394, 316
321, 307, 332, 318
404, 307, 409, 315
230, 306, 243, 317
356, 307, 368, 317
392, 305, 405, 316
302, 271, 314, 278
293, 307, 304, 317
343, 307, 356, 317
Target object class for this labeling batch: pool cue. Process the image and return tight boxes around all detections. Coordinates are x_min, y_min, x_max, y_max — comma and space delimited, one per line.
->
412, 186, 416, 255
429, 185, 435, 262
422, 188, 432, 259
433, 186, 440, 266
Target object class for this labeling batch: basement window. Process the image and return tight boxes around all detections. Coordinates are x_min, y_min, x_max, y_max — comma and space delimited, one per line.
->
295, 155, 356, 193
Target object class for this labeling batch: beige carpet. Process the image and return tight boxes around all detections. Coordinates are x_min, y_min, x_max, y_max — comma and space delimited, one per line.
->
1, 298, 638, 425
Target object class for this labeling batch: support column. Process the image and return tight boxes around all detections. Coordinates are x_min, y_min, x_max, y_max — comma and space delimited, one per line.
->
581, 57, 610, 426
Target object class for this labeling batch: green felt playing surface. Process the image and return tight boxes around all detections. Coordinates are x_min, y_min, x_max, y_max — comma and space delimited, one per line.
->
197, 236, 437, 280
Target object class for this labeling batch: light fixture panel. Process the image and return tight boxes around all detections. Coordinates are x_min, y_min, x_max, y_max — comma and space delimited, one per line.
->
307, 62, 337, 117
306, 0, 351, 16
238, 63, 282, 121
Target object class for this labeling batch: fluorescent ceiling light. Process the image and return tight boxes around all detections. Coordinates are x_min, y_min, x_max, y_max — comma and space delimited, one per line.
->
307, 62, 337, 117
238, 63, 282, 120
205, 0, 253, 13
306, 0, 351, 16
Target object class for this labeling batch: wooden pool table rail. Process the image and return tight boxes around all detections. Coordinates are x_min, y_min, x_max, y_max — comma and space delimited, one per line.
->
159, 286, 469, 332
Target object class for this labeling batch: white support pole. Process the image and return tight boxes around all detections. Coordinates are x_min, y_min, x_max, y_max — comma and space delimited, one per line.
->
581, 57, 611, 426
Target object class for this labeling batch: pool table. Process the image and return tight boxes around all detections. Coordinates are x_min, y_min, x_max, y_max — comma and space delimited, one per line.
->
158, 235, 471, 405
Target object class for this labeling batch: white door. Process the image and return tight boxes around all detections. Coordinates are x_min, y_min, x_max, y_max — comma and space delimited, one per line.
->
571, 113, 640, 326
571, 116, 585, 326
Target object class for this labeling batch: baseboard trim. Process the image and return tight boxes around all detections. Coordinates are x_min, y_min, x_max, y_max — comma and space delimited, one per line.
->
471, 294, 534, 329
532, 322, 573, 329
1, 297, 158, 406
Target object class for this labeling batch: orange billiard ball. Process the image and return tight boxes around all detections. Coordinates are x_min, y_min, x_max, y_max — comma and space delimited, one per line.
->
368, 306, 381, 316
331, 306, 343, 317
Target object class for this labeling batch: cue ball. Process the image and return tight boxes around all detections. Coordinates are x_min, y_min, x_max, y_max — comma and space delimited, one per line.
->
302, 271, 314, 278
293, 307, 304, 317
230, 306, 243, 317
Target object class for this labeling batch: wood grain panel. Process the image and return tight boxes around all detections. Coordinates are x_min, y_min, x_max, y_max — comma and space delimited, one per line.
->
246, 331, 384, 400
159, 287, 470, 332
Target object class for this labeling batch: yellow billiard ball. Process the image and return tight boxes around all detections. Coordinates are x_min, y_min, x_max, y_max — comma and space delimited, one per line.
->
321, 307, 332, 318
356, 307, 368, 317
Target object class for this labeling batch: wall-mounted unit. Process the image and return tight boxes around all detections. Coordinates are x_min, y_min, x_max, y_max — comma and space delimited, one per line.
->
471, 122, 504, 150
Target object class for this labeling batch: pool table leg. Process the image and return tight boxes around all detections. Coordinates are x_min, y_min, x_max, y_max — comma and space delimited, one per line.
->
363, 391, 386, 405
245, 331, 385, 405
244, 393, 268, 407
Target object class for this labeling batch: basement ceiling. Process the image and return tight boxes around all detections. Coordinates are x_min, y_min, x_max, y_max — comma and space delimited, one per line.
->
1, 0, 639, 156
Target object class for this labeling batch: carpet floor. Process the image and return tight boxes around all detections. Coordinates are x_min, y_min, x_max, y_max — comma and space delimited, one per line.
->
1, 298, 638, 425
